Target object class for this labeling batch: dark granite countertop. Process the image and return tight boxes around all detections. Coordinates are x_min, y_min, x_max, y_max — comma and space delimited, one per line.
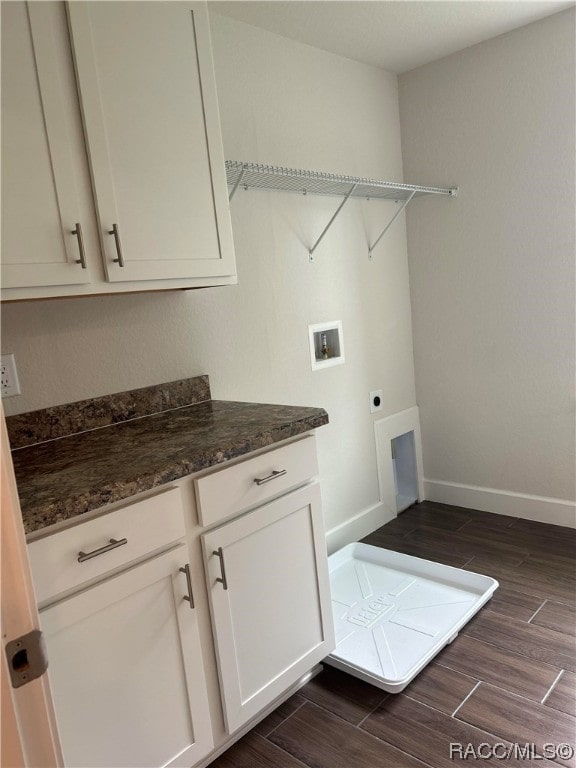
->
9, 379, 328, 535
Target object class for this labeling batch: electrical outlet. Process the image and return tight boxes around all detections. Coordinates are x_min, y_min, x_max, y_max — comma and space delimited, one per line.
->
1, 354, 21, 397
369, 389, 383, 413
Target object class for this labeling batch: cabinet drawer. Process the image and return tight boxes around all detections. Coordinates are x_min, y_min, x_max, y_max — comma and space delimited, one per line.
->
195, 436, 318, 527
28, 487, 186, 605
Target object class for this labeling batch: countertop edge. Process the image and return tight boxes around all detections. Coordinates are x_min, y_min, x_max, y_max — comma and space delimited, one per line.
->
21, 408, 329, 536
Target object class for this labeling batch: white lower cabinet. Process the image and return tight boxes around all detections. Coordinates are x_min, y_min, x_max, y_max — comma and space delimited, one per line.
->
202, 482, 335, 733
29, 437, 334, 766
40, 545, 213, 768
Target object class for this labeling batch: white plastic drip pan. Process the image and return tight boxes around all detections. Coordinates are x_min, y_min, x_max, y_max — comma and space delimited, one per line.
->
325, 543, 498, 693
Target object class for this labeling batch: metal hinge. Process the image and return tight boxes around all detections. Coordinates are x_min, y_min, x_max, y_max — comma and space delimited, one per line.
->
5, 629, 49, 688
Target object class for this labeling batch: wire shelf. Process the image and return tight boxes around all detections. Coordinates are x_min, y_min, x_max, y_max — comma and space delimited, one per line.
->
225, 160, 458, 260
225, 161, 457, 201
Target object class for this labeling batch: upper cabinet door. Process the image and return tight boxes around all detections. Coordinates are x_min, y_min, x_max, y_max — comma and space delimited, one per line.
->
67, 1, 236, 283
1, 2, 91, 289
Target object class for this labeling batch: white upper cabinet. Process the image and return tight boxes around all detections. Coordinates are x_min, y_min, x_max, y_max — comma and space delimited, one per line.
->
1, 2, 91, 289
67, 1, 235, 283
1, 1, 236, 300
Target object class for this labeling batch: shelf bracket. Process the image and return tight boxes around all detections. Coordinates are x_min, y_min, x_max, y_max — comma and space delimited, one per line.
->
228, 165, 246, 202
309, 183, 357, 262
368, 190, 416, 260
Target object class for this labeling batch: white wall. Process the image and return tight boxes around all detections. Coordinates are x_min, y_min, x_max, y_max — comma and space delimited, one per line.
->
1, 14, 416, 539
399, 10, 575, 521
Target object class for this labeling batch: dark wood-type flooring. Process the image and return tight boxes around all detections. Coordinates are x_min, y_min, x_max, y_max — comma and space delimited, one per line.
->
210, 501, 576, 768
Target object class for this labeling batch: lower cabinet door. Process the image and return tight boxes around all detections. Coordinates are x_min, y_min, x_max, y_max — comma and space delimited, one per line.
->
202, 482, 335, 733
40, 545, 212, 768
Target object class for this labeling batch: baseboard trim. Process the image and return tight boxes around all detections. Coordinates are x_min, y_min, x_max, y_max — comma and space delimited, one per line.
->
424, 479, 576, 529
325, 501, 394, 554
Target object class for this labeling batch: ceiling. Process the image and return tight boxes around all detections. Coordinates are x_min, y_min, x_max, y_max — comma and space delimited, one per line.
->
212, 1, 574, 74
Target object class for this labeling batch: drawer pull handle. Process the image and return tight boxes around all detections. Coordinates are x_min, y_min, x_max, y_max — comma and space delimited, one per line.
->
179, 564, 195, 609
71, 223, 87, 269
77, 538, 128, 563
254, 469, 287, 486
212, 547, 228, 590
108, 223, 125, 266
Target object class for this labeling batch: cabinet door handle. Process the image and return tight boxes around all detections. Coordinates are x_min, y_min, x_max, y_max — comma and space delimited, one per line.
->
77, 537, 127, 563
108, 223, 125, 266
179, 564, 195, 608
253, 469, 287, 486
71, 223, 87, 269
212, 547, 228, 590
